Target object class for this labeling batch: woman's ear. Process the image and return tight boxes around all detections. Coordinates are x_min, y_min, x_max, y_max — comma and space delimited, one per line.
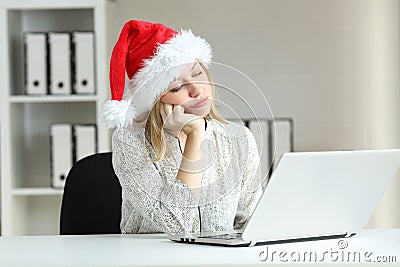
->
160, 94, 166, 103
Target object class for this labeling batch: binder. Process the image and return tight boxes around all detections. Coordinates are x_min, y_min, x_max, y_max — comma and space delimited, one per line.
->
248, 119, 271, 187
271, 119, 293, 170
72, 31, 95, 94
50, 124, 73, 188
24, 32, 47, 95
73, 124, 97, 162
48, 32, 71, 95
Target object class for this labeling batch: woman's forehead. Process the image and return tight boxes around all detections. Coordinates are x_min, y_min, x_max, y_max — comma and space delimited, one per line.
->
171, 61, 200, 81
183, 61, 199, 71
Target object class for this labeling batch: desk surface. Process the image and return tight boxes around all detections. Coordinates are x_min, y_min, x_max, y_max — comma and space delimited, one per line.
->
0, 229, 399, 267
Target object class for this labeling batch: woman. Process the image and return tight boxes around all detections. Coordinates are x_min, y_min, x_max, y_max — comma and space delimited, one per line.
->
102, 20, 262, 235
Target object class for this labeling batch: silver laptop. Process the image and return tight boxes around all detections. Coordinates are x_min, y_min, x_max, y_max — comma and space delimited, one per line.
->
169, 149, 400, 246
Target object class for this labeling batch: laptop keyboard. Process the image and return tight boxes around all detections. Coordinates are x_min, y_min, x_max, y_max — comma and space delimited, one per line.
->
199, 232, 243, 240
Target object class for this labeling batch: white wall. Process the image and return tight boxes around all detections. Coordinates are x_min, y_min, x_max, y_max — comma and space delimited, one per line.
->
108, 0, 400, 227
365, 0, 400, 228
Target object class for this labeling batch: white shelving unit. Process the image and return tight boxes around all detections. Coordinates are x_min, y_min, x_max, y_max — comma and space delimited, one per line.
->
0, 0, 111, 236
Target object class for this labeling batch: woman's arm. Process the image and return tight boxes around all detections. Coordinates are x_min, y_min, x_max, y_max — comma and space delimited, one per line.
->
176, 127, 205, 196
161, 104, 205, 196
112, 128, 200, 235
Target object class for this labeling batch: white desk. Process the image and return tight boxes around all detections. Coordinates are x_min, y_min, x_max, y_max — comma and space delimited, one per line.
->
0, 229, 399, 267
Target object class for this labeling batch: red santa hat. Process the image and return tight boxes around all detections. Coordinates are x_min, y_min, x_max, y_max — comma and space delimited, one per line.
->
101, 20, 213, 128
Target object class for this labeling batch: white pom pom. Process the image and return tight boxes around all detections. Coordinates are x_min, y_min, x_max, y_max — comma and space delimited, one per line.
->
100, 99, 136, 128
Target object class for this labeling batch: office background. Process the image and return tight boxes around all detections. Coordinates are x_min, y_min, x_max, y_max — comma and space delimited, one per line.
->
107, 0, 400, 228
0, 0, 399, 235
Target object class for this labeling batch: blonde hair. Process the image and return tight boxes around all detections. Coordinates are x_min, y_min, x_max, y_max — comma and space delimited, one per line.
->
146, 63, 227, 162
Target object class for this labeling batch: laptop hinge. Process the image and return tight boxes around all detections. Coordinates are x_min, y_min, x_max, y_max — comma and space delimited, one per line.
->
249, 240, 257, 247
345, 232, 354, 238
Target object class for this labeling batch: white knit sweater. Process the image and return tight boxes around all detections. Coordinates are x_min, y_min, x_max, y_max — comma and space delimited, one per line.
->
112, 119, 263, 235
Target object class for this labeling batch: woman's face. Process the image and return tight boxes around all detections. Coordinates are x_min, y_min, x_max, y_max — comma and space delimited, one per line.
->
160, 61, 212, 117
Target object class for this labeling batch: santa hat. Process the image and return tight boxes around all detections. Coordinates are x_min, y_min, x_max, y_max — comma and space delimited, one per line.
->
101, 20, 213, 128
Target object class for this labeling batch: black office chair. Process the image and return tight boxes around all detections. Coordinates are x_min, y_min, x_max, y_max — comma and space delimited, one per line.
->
60, 152, 122, 235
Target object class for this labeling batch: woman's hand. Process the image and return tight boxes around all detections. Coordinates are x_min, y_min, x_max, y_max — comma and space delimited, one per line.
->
160, 103, 205, 195
160, 103, 205, 137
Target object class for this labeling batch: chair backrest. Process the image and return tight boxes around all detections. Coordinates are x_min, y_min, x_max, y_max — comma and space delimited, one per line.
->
60, 152, 122, 235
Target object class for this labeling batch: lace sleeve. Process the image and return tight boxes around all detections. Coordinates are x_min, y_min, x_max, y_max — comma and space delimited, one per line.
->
112, 127, 200, 235
233, 127, 263, 230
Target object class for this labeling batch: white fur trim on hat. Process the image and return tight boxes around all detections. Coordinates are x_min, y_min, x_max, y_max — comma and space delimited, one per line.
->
100, 99, 136, 129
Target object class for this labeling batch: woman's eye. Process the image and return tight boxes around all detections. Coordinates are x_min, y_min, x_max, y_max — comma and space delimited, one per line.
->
170, 84, 183, 92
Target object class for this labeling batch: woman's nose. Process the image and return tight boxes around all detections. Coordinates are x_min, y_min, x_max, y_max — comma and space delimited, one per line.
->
187, 82, 202, 98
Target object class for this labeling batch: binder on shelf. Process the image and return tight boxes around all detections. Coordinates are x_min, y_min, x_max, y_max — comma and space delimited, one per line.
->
50, 124, 73, 189
73, 124, 97, 162
248, 119, 271, 187
24, 32, 47, 95
48, 32, 71, 95
72, 31, 95, 94
271, 118, 293, 170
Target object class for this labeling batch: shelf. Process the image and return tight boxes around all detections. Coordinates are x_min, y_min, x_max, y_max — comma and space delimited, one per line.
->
12, 187, 64, 196
0, 0, 110, 236
9, 95, 98, 103
0, 1, 100, 10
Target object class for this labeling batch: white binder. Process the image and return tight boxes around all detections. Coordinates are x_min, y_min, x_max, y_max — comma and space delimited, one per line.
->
248, 120, 271, 188
48, 32, 71, 95
73, 124, 97, 162
72, 31, 95, 94
50, 124, 73, 188
24, 32, 47, 95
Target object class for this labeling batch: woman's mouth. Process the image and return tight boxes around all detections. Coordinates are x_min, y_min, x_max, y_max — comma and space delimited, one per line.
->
189, 97, 209, 108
